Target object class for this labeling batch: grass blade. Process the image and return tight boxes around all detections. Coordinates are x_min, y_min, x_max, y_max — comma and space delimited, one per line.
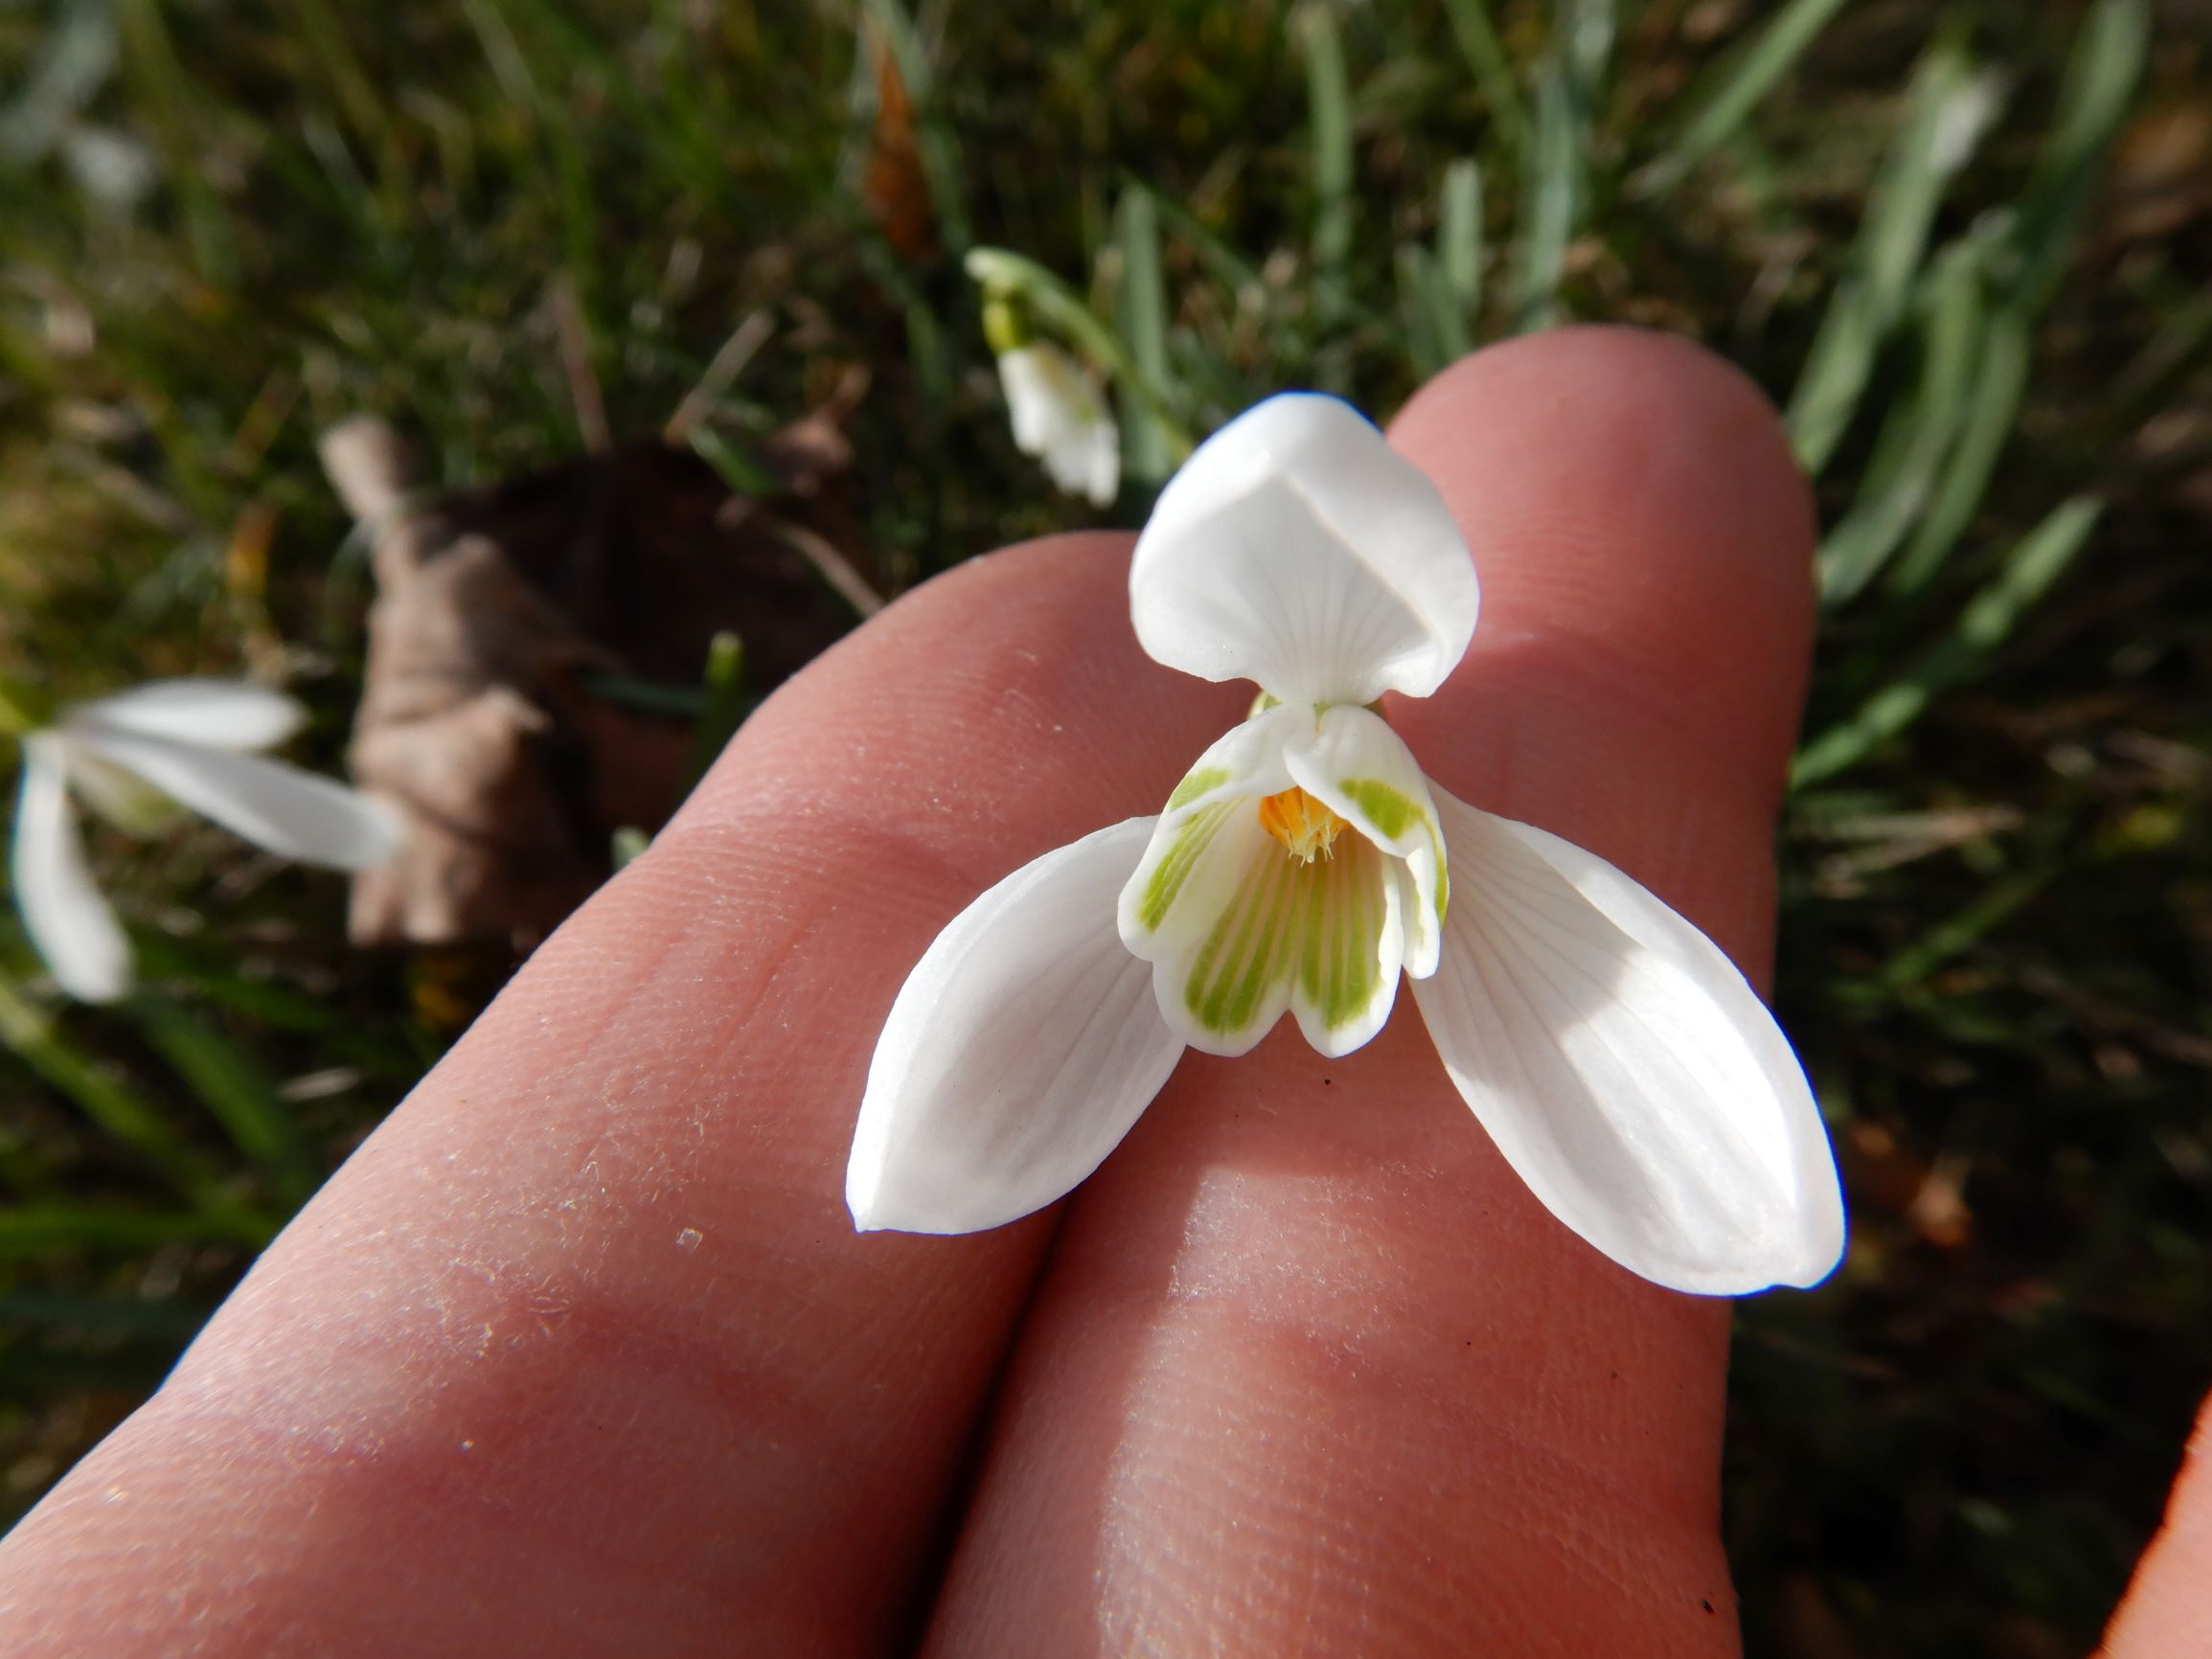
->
1116, 186, 1176, 484
128, 936, 430, 1078
1784, 39, 1991, 473
681, 631, 749, 796
1439, 156, 1485, 337
1816, 238, 1989, 605
0, 1204, 273, 1256
461, 0, 602, 321
686, 426, 784, 497
1440, 0, 1527, 152
114, 0, 235, 284
1396, 244, 1448, 377
134, 996, 319, 1207
1299, 2, 1355, 340
1793, 497, 2102, 787
1131, 180, 1269, 296
1560, 0, 1615, 114
2009, 0, 2152, 314
0, 975, 221, 1211
1874, 866, 2056, 995
1639, 0, 1852, 193
0, 1290, 215, 1339
0, 0, 117, 164
289, 0, 393, 146
1515, 57, 1581, 333
1402, 164, 1482, 371
1830, 1, 2146, 593
1886, 304, 2030, 594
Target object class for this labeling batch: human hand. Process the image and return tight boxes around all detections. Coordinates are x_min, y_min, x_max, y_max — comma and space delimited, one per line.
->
5, 328, 2196, 1656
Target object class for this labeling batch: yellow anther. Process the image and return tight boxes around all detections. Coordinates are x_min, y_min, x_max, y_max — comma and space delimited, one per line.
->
1257, 786, 1349, 863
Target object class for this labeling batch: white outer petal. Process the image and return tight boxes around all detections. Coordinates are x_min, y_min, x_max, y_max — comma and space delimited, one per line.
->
1412, 790, 1846, 1295
61, 749, 183, 835
70, 679, 307, 752
1129, 393, 1478, 706
13, 736, 131, 1003
65, 728, 401, 871
850, 817, 1185, 1234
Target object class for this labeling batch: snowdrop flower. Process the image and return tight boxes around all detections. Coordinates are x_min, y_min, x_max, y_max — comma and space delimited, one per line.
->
11, 679, 400, 1004
996, 341, 1119, 507
848, 395, 1845, 1296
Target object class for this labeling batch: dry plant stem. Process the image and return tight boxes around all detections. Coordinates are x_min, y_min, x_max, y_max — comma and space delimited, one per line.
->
0, 330, 1813, 1657
664, 309, 776, 443
552, 276, 613, 457
771, 514, 887, 617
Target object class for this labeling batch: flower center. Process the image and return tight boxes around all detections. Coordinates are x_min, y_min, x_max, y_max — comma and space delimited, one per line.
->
1257, 786, 1349, 863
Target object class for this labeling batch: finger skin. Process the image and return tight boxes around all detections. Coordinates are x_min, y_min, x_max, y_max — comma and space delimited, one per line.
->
2101, 1388, 2212, 1655
923, 328, 1819, 1657
0, 536, 1241, 1656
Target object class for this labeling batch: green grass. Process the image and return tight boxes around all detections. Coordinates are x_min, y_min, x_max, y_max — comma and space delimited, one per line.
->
3, 2, 2210, 1650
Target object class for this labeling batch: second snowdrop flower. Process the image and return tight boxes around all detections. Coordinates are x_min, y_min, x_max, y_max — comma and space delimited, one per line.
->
982, 295, 1119, 509
11, 679, 400, 1004
848, 395, 1844, 1296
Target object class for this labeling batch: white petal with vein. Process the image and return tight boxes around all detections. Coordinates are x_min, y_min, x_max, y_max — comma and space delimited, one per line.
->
67, 728, 400, 870
1412, 789, 1845, 1294
850, 817, 1185, 1234
1129, 394, 1478, 706
12, 736, 131, 1003
72, 679, 306, 752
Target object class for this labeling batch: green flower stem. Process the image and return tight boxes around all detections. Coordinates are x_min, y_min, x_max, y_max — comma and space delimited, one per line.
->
965, 247, 1194, 464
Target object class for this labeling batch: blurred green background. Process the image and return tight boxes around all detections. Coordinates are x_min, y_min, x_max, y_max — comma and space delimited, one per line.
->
2, 0, 2208, 1651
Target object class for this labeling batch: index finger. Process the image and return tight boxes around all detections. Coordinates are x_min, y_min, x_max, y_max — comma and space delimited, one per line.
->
0, 530, 1228, 1655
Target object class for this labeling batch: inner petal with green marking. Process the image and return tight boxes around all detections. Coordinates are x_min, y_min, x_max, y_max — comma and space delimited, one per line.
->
1122, 791, 1408, 1060
1280, 703, 1451, 980
1117, 701, 1446, 1059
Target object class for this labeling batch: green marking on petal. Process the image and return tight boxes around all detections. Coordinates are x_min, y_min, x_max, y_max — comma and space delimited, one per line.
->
1348, 875, 1376, 1022
1174, 826, 1402, 1045
1185, 842, 1299, 1036
1341, 775, 1448, 926
1137, 800, 1233, 931
1284, 838, 1385, 1037
1166, 765, 1231, 810
1330, 849, 1378, 1028
1340, 778, 1417, 841
1297, 859, 1326, 1012
1430, 822, 1449, 922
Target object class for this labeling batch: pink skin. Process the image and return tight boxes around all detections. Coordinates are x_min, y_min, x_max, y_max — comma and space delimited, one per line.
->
2100, 1396, 2212, 1656
2, 328, 2193, 1654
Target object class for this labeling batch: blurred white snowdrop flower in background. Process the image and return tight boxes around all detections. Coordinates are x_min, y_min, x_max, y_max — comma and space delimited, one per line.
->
847, 393, 1847, 1297
980, 295, 1119, 508
10, 679, 402, 1004
996, 341, 1119, 507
